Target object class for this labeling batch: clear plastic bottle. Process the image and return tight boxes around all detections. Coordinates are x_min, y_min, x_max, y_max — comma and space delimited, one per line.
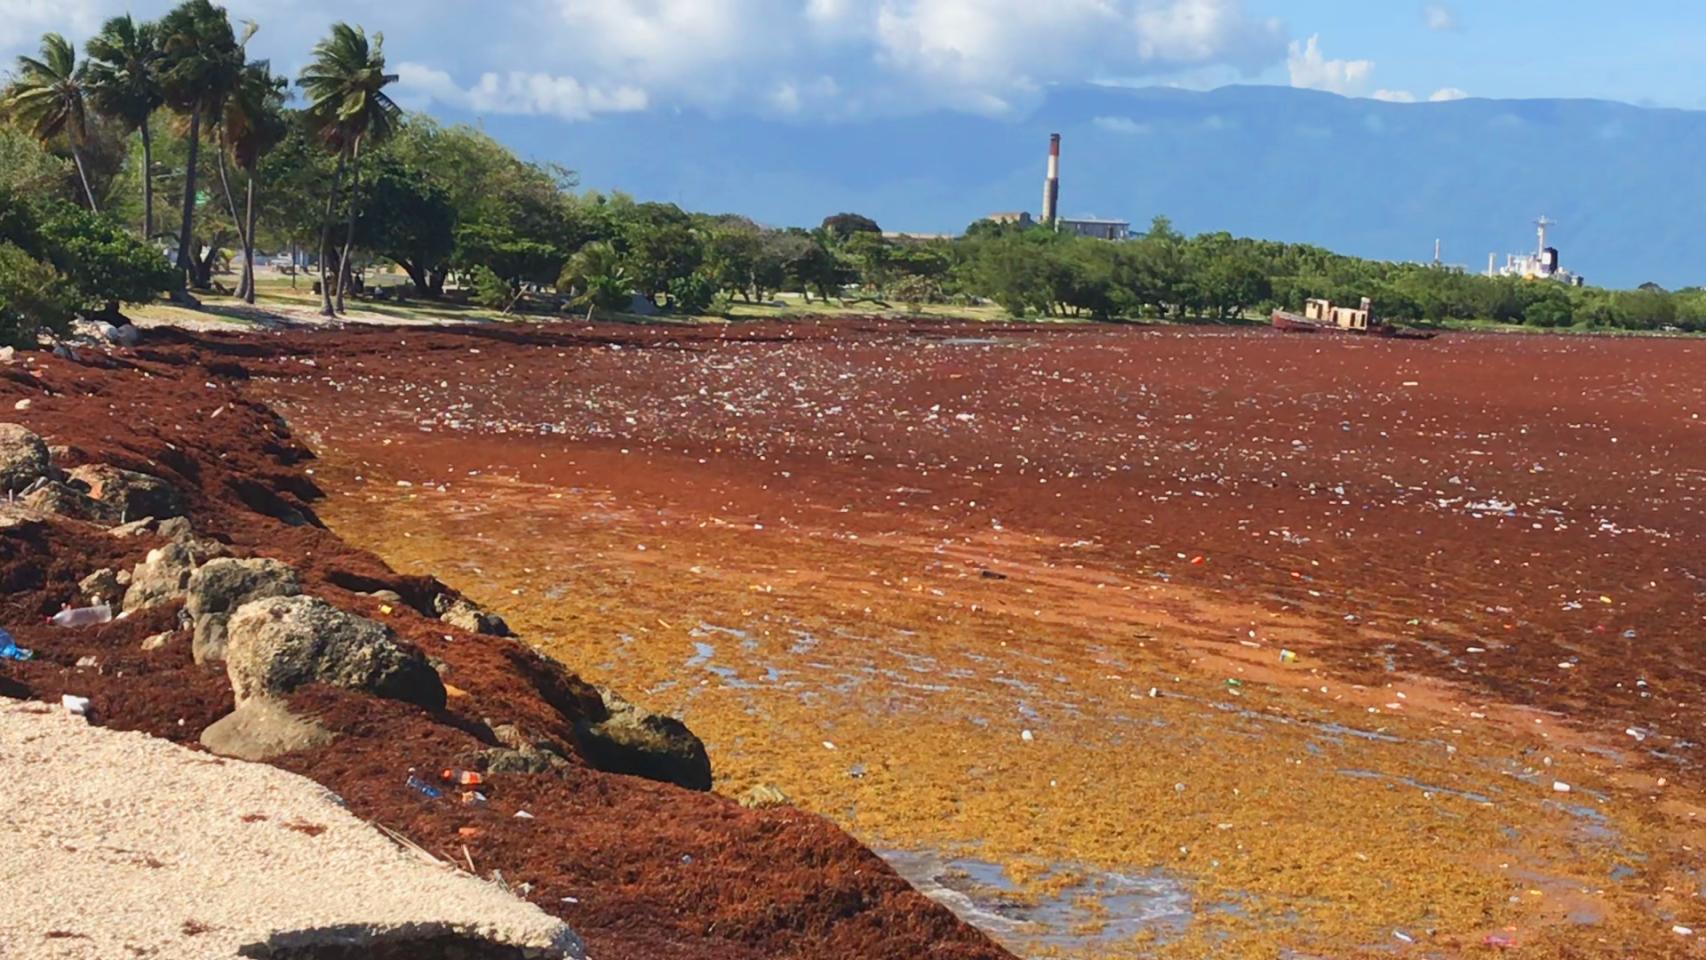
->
50, 605, 113, 628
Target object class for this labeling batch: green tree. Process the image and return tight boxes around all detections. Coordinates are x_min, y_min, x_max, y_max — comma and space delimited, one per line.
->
0, 242, 75, 346
35, 201, 176, 315
85, 15, 164, 237
617, 202, 701, 306
1, 34, 100, 211
821, 212, 880, 242
297, 22, 400, 316
355, 152, 456, 297
157, 0, 243, 293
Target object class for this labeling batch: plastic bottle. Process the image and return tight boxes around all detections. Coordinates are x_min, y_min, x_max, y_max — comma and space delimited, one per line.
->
440, 768, 485, 787
405, 774, 444, 800
50, 605, 113, 628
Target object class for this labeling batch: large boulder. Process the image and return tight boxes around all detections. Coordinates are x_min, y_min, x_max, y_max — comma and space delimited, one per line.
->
200, 696, 335, 761
67, 464, 185, 523
573, 687, 712, 791
78, 568, 124, 607
186, 557, 301, 664
20, 480, 112, 523
0, 423, 51, 494
225, 596, 446, 711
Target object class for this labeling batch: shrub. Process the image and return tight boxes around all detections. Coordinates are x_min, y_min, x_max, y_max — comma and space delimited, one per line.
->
468, 265, 515, 311
0, 242, 76, 347
666, 271, 719, 315
38, 204, 176, 311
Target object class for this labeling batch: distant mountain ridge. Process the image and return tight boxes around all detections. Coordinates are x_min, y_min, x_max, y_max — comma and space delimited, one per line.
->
473, 84, 1706, 289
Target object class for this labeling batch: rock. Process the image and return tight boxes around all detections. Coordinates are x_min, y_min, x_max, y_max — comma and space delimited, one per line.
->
157, 516, 195, 541
97, 322, 141, 347
434, 594, 512, 637
141, 632, 173, 651
78, 568, 123, 607
22, 480, 115, 524
0, 423, 52, 494
737, 783, 792, 809
224, 596, 446, 711
361, 589, 405, 605
200, 696, 335, 762
123, 543, 197, 611
573, 687, 712, 792
109, 517, 158, 538
68, 464, 185, 523
485, 724, 573, 774
483, 746, 569, 775
186, 557, 301, 664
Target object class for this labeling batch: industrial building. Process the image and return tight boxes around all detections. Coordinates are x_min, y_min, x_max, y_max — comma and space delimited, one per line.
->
982, 134, 1131, 241
1491, 216, 1585, 286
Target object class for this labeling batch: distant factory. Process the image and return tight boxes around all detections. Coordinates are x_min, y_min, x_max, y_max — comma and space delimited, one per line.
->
985, 134, 1131, 241
1489, 216, 1584, 286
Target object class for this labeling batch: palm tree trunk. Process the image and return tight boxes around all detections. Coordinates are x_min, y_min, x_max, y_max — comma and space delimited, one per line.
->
214, 132, 250, 297
316, 154, 346, 318
70, 145, 99, 213
242, 176, 258, 304
175, 110, 202, 289
334, 138, 362, 315
140, 123, 154, 239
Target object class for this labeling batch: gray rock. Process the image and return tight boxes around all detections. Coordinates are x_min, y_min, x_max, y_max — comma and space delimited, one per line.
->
67, 464, 185, 522
108, 517, 159, 538
79, 568, 123, 607
186, 557, 301, 664
0, 423, 51, 494
225, 596, 446, 711
435, 594, 512, 637
122, 543, 199, 612
141, 632, 174, 651
484, 724, 573, 775
200, 697, 334, 761
20, 480, 113, 523
157, 516, 195, 541
573, 687, 712, 792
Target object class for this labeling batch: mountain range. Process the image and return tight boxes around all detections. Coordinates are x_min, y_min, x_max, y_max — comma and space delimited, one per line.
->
466, 84, 1706, 290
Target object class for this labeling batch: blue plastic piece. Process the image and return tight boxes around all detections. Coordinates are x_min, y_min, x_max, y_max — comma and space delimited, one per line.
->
0, 629, 31, 662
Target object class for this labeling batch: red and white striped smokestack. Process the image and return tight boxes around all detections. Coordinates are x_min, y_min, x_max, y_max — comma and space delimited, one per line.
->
1042, 133, 1061, 227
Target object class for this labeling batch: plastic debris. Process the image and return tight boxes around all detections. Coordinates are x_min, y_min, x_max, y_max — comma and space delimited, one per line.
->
1552, 781, 1572, 794
1393, 930, 1415, 943
405, 774, 444, 800
50, 605, 113, 628
1675, 925, 1694, 937
462, 791, 489, 806
0, 629, 33, 662
1020, 729, 1035, 743
1279, 649, 1298, 664
441, 768, 485, 787
514, 810, 535, 819
1484, 933, 1518, 950
61, 694, 92, 716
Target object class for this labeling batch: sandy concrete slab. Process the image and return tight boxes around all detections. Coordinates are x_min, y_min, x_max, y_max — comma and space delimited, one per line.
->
0, 700, 584, 960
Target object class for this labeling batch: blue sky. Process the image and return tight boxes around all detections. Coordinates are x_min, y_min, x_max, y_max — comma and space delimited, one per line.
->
3, 1, 1702, 123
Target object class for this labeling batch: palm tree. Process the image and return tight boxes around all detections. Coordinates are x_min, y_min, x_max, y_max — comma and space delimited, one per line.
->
156, 0, 242, 293
84, 15, 164, 238
218, 62, 286, 303
1, 34, 100, 211
559, 242, 633, 321
298, 23, 399, 317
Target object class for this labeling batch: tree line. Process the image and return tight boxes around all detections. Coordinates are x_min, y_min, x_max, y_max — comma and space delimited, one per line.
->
2, 0, 1701, 346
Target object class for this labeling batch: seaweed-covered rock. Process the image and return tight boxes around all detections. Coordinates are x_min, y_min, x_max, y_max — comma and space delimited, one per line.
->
573, 687, 712, 792
225, 596, 445, 711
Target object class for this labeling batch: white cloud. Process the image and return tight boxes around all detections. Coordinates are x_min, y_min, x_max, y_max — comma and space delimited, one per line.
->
1287, 35, 1373, 96
1093, 115, 1151, 135
0, 0, 100, 49
2, 0, 1289, 120
395, 63, 649, 122
1423, 3, 1458, 32
1372, 89, 1416, 103
1429, 86, 1469, 102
